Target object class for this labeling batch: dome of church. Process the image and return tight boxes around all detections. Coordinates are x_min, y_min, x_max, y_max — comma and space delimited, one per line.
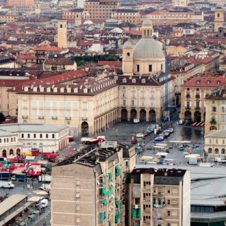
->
133, 38, 164, 59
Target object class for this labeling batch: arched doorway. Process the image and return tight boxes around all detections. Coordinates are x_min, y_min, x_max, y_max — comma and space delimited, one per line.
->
149, 109, 156, 122
194, 111, 201, 123
16, 149, 21, 156
81, 121, 89, 137
9, 149, 14, 155
184, 111, 192, 124
2, 150, 6, 158
121, 109, 128, 121
140, 109, 146, 122
130, 109, 137, 122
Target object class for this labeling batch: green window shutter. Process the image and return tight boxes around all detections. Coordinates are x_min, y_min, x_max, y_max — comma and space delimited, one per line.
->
115, 166, 121, 176
133, 208, 137, 219
102, 198, 108, 205
137, 208, 141, 219
102, 187, 108, 196
108, 172, 113, 181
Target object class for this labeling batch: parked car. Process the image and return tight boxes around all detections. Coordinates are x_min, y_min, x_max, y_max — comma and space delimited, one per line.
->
163, 130, 170, 137
154, 136, 164, 142
168, 128, 174, 133
136, 133, 144, 138
0, 180, 14, 188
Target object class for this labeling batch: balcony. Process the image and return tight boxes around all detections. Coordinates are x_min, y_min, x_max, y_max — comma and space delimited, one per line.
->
38, 116, 44, 119
185, 93, 191, 99
65, 117, 71, 120
185, 106, 191, 110
22, 115, 28, 119
52, 116, 58, 120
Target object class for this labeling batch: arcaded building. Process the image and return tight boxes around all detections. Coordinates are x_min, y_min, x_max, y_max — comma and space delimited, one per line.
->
120, 19, 174, 122
17, 20, 175, 136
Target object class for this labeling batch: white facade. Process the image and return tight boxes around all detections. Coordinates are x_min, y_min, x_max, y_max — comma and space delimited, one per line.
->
0, 123, 69, 156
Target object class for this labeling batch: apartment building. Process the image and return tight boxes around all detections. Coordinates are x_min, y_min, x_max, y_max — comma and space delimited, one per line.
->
205, 87, 226, 134
143, 9, 203, 25
180, 74, 226, 124
111, 9, 141, 25
7, 0, 34, 6
85, 0, 119, 21
51, 142, 136, 226
127, 168, 191, 226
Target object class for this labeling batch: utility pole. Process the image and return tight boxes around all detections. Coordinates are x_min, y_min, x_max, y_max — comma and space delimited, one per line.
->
164, 40, 169, 121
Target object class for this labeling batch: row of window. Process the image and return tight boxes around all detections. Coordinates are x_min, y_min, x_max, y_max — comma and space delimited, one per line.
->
0, 137, 16, 144
208, 139, 225, 144
208, 148, 225, 154
21, 133, 55, 139
136, 64, 164, 73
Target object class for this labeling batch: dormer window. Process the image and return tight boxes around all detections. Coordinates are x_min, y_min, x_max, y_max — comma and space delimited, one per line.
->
141, 79, 146, 84
132, 79, 136, 83
207, 80, 211, 84
217, 81, 221, 85
123, 78, 127, 83
196, 80, 200, 85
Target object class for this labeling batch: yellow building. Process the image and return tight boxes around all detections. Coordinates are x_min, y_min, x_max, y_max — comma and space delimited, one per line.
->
205, 87, 226, 134
180, 75, 226, 124
17, 20, 175, 135
17, 77, 119, 136
214, 8, 225, 33
57, 20, 67, 49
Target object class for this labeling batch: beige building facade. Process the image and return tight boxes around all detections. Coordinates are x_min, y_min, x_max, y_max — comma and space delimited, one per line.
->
85, 0, 119, 21
205, 88, 226, 134
51, 143, 136, 226
143, 10, 204, 25
128, 168, 191, 226
17, 78, 119, 136
180, 75, 226, 123
111, 9, 141, 25
205, 130, 226, 159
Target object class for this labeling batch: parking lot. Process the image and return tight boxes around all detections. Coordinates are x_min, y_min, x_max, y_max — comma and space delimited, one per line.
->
97, 121, 205, 166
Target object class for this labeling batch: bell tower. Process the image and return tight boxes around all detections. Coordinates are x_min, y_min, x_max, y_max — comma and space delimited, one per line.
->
214, 8, 224, 33
122, 40, 133, 75
57, 20, 68, 49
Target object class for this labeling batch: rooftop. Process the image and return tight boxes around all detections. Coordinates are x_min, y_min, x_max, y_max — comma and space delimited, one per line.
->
0, 123, 68, 133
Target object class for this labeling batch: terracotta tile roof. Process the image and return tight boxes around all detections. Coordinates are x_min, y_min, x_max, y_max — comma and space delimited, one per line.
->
44, 58, 75, 65
123, 30, 142, 36
33, 45, 62, 52
183, 75, 226, 88
77, 40, 93, 47
0, 80, 24, 87
97, 60, 122, 68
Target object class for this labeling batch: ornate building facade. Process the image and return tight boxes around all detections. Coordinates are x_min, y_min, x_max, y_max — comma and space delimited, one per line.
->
17, 20, 175, 136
